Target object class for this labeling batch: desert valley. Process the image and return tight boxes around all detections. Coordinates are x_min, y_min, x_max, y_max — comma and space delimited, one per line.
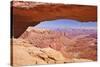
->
11, 1, 97, 66
12, 22, 97, 65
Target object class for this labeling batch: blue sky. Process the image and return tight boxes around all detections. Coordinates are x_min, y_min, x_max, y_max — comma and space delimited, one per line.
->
34, 19, 97, 29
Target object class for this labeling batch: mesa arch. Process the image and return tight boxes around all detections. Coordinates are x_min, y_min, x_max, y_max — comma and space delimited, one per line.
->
11, 1, 97, 38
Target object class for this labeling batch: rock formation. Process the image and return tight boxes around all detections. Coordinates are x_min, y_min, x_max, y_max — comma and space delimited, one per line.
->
12, 38, 93, 66
11, 1, 97, 66
11, 1, 97, 38
19, 27, 97, 60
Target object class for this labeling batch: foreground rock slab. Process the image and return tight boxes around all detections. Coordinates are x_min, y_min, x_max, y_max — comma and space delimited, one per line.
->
12, 38, 93, 66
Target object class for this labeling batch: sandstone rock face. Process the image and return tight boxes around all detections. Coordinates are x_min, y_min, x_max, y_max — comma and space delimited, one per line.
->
19, 27, 97, 60
12, 38, 93, 66
20, 27, 76, 50
11, 1, 97, 66
12, 27, 96, 66
11, 1, 97, 38
12, 38, 65, 66
12, 44, 37, 66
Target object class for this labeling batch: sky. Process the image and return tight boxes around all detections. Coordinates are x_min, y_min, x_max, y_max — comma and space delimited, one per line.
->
34, 19, 97, 29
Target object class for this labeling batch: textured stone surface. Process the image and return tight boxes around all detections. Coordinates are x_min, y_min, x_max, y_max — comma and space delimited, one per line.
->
12, 38, 66, 66
11, 1, 97, 38
19, 27, 97, 60
11, 1, 97, 66
12, 38, 93, 66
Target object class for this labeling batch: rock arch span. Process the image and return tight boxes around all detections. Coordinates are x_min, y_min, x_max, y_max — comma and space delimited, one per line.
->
11, 2, 97, 38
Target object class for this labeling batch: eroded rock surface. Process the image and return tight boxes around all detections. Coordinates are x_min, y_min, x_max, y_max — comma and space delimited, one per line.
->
11, 1, 97, 66
11, 1, 97, 38
12, 38, 93, 66
20, 27, 97, 60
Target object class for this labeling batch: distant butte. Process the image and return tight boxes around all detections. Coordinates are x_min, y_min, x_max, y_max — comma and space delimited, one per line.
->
11, 1, 97, 38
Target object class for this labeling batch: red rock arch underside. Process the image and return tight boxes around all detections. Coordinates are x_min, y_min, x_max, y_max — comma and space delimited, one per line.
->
11, 2, 97, 38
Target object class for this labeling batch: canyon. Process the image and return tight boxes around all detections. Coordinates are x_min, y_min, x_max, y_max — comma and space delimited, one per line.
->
12, 27, 97, 66
11, 1, 97, 66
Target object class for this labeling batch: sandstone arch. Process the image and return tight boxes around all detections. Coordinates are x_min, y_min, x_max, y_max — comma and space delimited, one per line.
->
11, 2, 97, 38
